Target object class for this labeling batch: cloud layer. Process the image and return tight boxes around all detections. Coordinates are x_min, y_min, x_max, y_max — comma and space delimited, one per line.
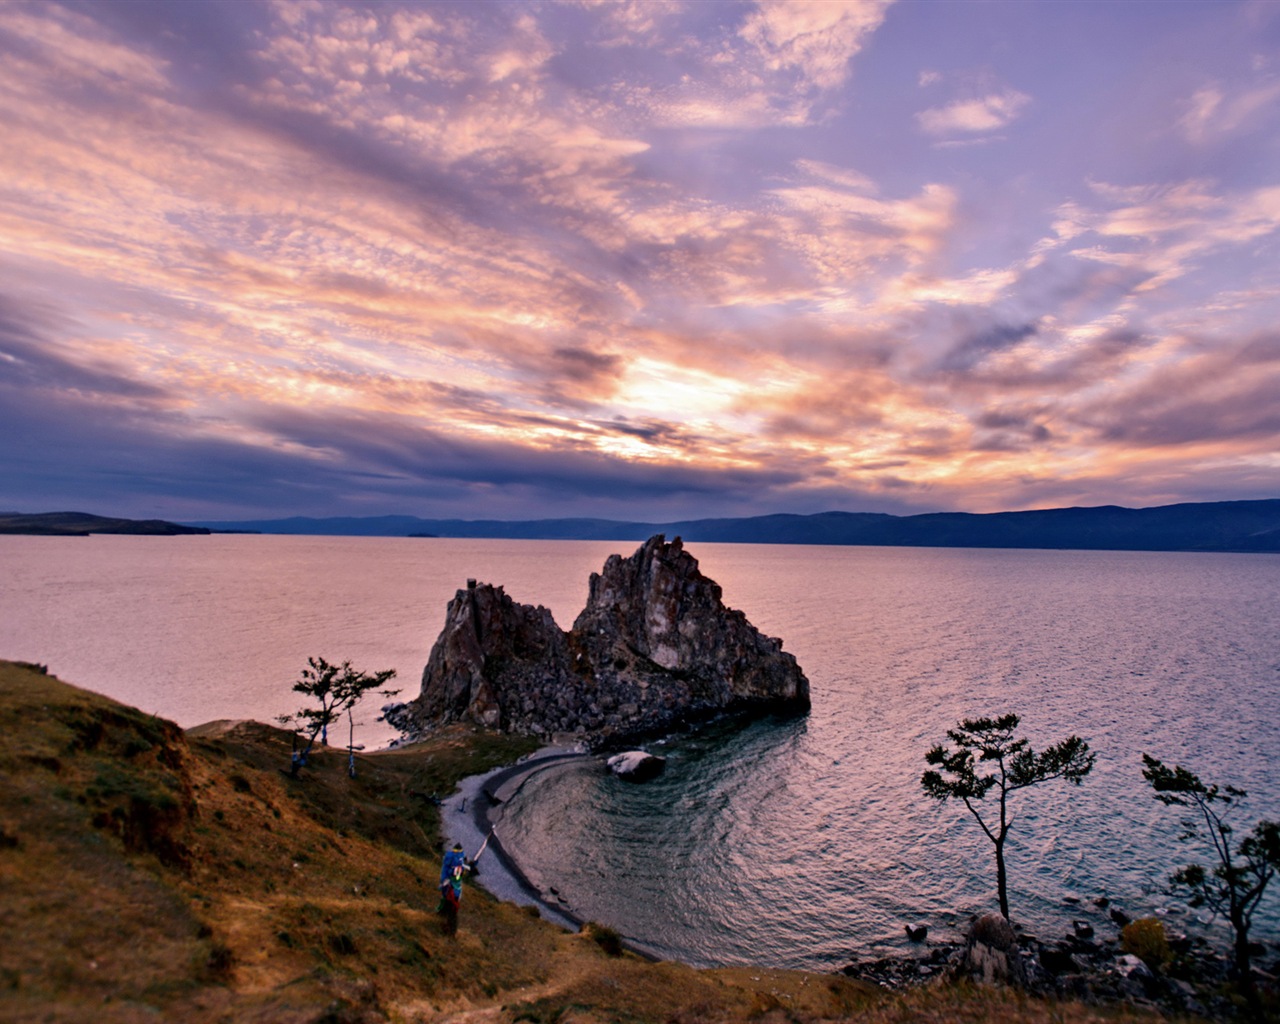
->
1, 0, 1278, 520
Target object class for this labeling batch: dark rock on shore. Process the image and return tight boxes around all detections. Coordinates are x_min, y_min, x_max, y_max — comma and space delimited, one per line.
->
384, 535, 810, 747
964, 913, 1027, 987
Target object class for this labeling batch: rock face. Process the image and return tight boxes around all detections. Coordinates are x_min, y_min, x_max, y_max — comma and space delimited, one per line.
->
408, 581, 573, 732
385, 535, 809, 747
573, 536, 809, 732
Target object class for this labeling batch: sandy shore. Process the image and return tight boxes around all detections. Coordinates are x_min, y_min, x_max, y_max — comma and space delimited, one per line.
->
440, 746, 589, 931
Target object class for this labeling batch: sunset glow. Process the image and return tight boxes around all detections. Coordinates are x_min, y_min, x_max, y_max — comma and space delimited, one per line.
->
2, 0, 1278, 521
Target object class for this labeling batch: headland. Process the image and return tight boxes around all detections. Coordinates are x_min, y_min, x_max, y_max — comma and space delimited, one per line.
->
4, 659, 1267, 1022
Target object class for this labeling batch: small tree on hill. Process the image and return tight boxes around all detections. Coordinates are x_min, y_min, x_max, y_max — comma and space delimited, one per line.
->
278, 656, 398, 777
922, 713, 1095, 920
1141, 754, 1280, 985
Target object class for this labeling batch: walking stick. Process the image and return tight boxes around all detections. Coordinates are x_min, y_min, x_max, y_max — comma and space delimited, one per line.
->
472, 826, 496, 865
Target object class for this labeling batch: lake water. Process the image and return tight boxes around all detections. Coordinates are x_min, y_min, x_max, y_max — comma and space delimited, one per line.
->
2, 535, 1277, 969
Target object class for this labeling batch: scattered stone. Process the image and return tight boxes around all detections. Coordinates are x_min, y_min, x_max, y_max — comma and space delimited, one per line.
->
1072, 920, 1094, 940
606, 750, 666, 782
1039, 946, 1084, 975
905, 923, 928, 943
839, 915, 1242, 1020
841, 945, 959, 988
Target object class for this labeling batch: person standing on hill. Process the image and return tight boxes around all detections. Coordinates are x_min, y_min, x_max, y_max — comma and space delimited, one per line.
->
438, 842, 470, 936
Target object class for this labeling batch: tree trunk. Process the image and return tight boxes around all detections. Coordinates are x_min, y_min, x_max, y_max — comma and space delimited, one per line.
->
995, 836, 1009, 919
1232, 913, 1255, 991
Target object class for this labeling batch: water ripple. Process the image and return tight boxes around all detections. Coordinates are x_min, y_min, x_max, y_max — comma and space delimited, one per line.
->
498, 545, 1280, 969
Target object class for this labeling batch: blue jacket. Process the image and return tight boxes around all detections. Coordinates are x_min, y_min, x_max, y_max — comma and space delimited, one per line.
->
440, 848, 467, 887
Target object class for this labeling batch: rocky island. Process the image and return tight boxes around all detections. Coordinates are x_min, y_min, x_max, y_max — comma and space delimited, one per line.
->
384, 535, 809, 747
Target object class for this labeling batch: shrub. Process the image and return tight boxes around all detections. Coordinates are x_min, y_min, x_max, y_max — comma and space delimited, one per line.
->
1121, 917, 1172, 969
203, 940, 235, 980
328, 932, 357, 956
582, 921, 624, 957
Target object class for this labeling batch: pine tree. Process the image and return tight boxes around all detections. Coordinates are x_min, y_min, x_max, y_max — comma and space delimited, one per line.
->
1142, 754, 1280, 985
278, 656, 398, 777
922, 713, 1094, 919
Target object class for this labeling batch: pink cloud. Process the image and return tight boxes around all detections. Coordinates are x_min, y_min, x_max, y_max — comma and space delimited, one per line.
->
917, 88, 1031, 136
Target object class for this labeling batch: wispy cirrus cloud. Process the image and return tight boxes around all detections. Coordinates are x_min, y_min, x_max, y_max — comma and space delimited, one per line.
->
1179, 78, 1280, 144
1054, 179, 1280, 296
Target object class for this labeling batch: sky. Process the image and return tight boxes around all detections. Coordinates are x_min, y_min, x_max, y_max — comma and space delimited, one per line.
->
1, 0, 1279, 524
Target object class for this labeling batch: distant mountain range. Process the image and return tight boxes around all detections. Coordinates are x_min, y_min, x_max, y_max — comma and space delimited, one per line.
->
181, 499, 1280, 553
4, 501, 1276, 551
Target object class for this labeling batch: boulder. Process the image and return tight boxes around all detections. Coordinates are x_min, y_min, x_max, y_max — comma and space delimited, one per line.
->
391, 536, 810, 746
1114, 954, 1154, 980
963, 913, 1027, 987
1113, 953, 1157, 1000
606, 750, 666, 781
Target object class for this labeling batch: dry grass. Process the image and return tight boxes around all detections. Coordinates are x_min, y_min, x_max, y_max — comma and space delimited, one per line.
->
0, 661, 1190, 1024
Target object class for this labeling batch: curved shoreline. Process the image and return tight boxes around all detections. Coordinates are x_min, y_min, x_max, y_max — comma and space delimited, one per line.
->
440, 746, 589, 933
439, 742, 1251, 1018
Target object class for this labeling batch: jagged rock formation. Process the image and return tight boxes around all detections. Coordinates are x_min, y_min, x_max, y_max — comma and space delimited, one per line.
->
573, 536, 808, 722
408, 582, 574, 732
384, 535, 809, 747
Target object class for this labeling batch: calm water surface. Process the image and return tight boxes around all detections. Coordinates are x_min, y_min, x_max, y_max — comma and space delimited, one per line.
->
0, 535, 621, 746
2, 536, 1277, 968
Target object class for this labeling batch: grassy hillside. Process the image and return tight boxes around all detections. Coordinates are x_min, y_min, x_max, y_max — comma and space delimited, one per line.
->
0, 661, 1181, 1023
